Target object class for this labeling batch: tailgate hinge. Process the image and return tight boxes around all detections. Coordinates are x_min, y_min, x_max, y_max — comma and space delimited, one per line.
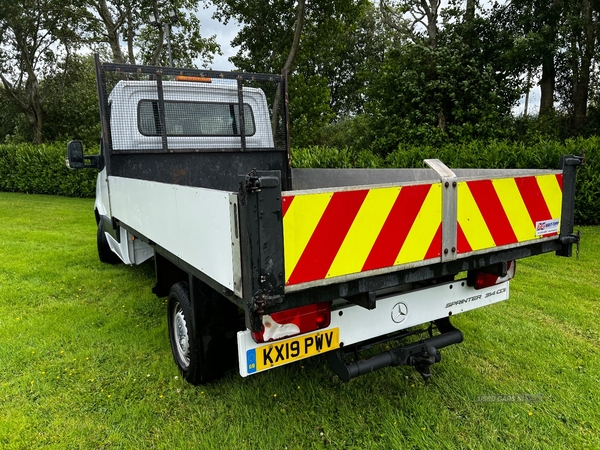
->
560, 230, 581, 259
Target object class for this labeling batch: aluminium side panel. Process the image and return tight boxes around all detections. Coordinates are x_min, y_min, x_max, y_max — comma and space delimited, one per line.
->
455, 173, 563, 256
108, 176, 239, 291
281, 169, 564, 293
282, 181, 444, 291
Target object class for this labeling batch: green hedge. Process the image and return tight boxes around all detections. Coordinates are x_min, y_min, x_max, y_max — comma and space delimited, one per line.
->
0, 142, 97, 198
292, 138, 599, 225
1, 138, 598, 224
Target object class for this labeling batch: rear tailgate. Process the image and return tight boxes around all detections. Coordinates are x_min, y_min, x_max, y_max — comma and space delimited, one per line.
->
282, 168, 563, 292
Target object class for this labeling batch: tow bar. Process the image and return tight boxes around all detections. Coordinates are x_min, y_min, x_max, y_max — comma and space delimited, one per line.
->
326, 318, 463, 381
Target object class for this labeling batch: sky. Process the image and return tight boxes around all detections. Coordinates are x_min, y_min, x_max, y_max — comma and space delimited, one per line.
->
195, 4, 238, 70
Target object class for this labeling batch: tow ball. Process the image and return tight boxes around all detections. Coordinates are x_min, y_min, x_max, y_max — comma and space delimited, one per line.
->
409, 345, 442, 381
326, 318, 463, 382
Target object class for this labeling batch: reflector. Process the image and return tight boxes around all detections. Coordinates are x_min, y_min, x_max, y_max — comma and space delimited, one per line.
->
252, 302, 331, 343
473, 261, 516, 290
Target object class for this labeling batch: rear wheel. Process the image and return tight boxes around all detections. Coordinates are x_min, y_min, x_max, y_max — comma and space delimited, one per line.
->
167, 281, 239, 385
97, 221, 121, 265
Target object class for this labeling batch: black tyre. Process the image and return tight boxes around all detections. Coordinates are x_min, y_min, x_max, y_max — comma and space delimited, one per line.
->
97, 220, 121, 265
167, 281, 240, 385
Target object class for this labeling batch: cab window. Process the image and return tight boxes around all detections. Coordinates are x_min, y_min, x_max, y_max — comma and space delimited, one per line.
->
138, 100, 256, 137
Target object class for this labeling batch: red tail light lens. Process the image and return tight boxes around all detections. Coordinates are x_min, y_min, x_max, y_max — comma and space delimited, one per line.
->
472, 261, 516, 290
251, 302, 331, 343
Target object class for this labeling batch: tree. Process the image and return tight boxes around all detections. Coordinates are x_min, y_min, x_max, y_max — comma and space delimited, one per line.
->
135, 8, 221, 67
504, 0, 600, 131
77, 0, 221, 67
561, 0, 597, 129
209, 1, 374, 107
503, 0, 564, 116
41, 54, 100, 145
0, 85, 28, 142
379, 0, 446, 130
366, 0, 523, 151
0, 0, 82, 143
295, 1, 387, 117
380, 0, 441, 49
209, 0, 306, 74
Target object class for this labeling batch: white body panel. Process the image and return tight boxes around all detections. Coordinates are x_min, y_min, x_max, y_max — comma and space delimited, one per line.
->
108, 176, 239, 291
237, 278, 510, 377
95, 168, 110, 218
95, 169, 153, 265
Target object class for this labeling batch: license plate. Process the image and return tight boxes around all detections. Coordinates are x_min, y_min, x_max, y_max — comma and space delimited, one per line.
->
245, 328, 339, 374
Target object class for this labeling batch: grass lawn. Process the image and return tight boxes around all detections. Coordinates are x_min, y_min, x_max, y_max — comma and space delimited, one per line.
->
0, 191, 598, 449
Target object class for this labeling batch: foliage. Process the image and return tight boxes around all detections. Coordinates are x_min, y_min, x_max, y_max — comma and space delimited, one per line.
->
0, 54, 100, 145
0, 142, 97, 198
75, 0, 221, 67
41, 55, 101, 145
293, 1, 387, 117
1, 191, 599, 448
0, 86, 29, 141
313, 114, 376, 150
288, 74, 335, 148
366, 5, 524, 153
2, 0, 600, 147
135, 4, 221, 68
209, 0, 379, 126
0, 0, 84, 143
0, 0, 220, 143
292, 146, 383, 168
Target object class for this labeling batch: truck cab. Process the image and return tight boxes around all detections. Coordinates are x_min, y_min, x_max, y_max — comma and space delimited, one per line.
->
94, 78, 277, 265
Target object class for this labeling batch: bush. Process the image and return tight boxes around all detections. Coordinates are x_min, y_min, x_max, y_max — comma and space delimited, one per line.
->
292, 138, 600, 225
0, 142, 97, 198
291, 146, 384, 168
2, 139, 597, 224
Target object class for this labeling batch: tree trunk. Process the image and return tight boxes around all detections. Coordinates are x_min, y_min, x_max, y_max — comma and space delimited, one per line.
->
524, 69, 531, 115
465, 0, 476, 23
272, 0, 306, 136
150, 28, 165, 66
420, 0, 439, 49
27, 76, 44, 144
126, 8, 137, 65
283, 0, 305, 76
149, 2, 165, 66
535, 0, 562, 117
539, 52, 555, 116
437, 111, 446, 132
97, 0, 125, 63
572, 0, 594, 130
0, 37, 45, 143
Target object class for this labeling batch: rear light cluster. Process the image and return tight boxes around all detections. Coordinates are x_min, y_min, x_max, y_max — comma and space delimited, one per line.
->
251, 302, 331, 343
469, 260, 516, 290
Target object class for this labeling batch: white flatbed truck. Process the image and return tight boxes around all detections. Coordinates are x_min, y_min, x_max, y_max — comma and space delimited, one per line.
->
66, 55, 581, 384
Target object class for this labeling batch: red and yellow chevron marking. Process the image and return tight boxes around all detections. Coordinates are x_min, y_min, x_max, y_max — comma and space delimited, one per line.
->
457, 174, 563, 253
282, 183, 442, 286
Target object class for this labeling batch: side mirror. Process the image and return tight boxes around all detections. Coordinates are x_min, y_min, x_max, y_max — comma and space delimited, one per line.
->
66, 140, 85, 169
66, 140, 104, 170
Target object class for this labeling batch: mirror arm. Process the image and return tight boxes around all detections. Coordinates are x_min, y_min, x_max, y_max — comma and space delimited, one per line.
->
84, 154, 104, 169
